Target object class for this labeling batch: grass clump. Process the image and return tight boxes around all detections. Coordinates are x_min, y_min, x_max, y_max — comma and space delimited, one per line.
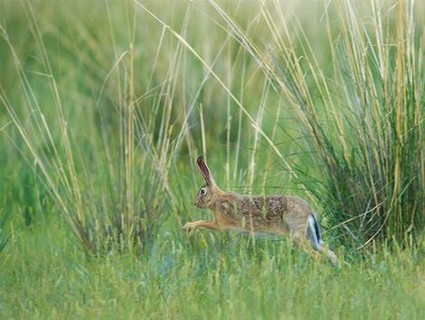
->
316, 0, 425, 250
0, 0, 187, 255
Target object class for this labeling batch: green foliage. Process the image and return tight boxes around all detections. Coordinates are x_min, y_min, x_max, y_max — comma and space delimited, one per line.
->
1, 218, 424, 318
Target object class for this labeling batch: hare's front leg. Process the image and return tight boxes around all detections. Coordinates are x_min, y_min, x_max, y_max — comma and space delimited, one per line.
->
183, 220, 220, 232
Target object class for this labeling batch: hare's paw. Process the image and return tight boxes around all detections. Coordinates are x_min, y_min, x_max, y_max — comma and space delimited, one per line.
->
183, 222, 197, 233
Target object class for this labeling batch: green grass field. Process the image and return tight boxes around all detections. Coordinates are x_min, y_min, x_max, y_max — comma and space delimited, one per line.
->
1, 215, 424, 319
1, 0, 425, 318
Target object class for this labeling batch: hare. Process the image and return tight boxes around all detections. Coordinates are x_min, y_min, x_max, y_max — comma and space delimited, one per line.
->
183, 156, 338, 266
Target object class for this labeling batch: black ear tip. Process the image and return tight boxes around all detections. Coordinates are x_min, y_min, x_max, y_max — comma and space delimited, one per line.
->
197, 155, 204, 164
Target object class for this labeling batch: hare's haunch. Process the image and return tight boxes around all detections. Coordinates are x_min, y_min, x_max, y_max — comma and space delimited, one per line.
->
183, 156, 338, 266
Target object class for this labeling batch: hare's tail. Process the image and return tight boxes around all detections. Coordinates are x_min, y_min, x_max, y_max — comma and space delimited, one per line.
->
307, 214, 339, 266
306, 214, 323, 251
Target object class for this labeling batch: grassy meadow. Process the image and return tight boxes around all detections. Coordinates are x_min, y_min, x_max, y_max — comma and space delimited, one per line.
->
1, 0, 425, 318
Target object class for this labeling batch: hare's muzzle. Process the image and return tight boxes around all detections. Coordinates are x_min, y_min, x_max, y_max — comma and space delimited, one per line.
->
194, 198, 203, 208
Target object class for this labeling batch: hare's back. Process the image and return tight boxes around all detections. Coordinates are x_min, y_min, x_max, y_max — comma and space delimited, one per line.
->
238, 194, 312, 218
231, 194, 311, 235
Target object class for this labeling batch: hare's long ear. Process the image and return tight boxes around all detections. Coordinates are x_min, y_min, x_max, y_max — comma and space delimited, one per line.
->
197, 156, 217, 188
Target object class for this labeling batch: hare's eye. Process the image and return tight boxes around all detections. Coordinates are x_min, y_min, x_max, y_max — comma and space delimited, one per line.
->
200, 188, 207, 196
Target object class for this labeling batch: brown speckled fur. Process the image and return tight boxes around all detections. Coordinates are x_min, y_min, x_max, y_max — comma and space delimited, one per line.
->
183, 156, 338, 266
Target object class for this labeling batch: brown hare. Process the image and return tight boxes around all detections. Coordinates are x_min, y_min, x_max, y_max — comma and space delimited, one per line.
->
183, 156, 338, 266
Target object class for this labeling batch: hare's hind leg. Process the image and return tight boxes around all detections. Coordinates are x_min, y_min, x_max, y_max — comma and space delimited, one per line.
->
318, 245, 338, 266
292, 236, 323, 263
293, 236, 338, 266
183, 220, 220, 232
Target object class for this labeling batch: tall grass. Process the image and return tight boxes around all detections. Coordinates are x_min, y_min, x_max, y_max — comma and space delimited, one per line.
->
0, 0, 279, 255
0, 0, 191, 254
319, 0, 424, 249
1, 0, 424, 256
